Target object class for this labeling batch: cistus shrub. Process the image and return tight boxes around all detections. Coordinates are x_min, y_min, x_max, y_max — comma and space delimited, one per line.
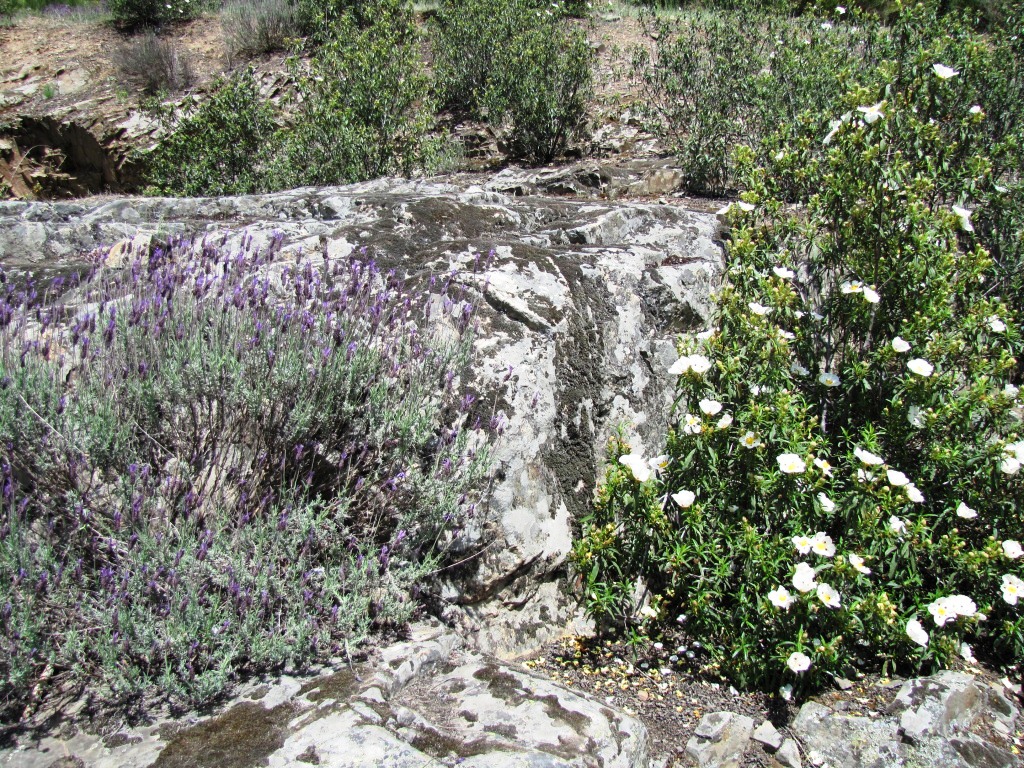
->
271, 0, 434, 185
221, 0, 302, 61
0, 235, 493, 721
144, 69, 279, 196
109, 0, 201, 29
481, 21, 594, 164
634, 8, 894, 195
432, 0, 594, 163
576, 4, 1024, 693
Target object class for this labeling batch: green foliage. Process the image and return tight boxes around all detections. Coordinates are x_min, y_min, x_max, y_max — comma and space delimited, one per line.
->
145, 1, 433, 195
272, 0, 434, 185
221, 0, 303, 61
295, 0, 402, 42
635, 8, 893, 194
576, 3, 1024, 693
432, 0, 594, 163
109, 0, 201, 29
144, 69, 279, 196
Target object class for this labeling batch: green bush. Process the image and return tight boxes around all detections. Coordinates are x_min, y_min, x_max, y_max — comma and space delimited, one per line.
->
144, 69, 279, 196
635, 9, 894, 195
0, 236, 491, 719
272, 0, 434, 185
109, 0, 201, 29
146, 1, 433, 195
576, 4, 1024, 693
222, 0, 302, 61
432, 0, 594, 163
481, 22, 593, 163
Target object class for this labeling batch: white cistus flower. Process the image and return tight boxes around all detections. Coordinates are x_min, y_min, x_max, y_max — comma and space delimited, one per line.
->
817, 492, 835, 513
1003, 540, 1023, 559
768, 586, 795, 610
854, 447, 885, 466
907, 358, 934, 377
891, 336, 911, 353
793, 562, 817, 593
669, 354, 713, 376
857, 101, 885, 124
671, 490, 696, 508
787, 651, 812, 673
988, 316, 1007, 333
906, 618, 930, 647
619, 453, 651, 483
933, 63, 959, 79
740, 431, 762, 449
749, 301, 772, 316
811, 532, 836, 558
1001, 574, 1024, 605
699, 399, 723, 416
952, 205, 974, 233
818, 372, 841, 387
773, 266, 795, 279
849, 553, 871, 574
817, 582, 841, 608
956, 502, 978, 519
777, 453, 807, 474
886, 469, 910, 487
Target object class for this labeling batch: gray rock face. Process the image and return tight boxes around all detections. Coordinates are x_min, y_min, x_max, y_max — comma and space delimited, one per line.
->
0, 623, 649, 768
790, 672, 1020, 768
686, 712, 754, 768
0, 178, 723, 657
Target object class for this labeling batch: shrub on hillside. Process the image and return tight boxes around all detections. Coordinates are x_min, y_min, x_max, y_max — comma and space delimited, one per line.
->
112, 33, 196, 95
0, 235, 492, 720
576, 5, 1024, 693
634, 9, 894, 195
222, 0, 302, 61
432, 0, 594, 163
481, 22, 593, 164
270, 0, 433, 186
144, 69, 279, 196
109, 0, 201, 29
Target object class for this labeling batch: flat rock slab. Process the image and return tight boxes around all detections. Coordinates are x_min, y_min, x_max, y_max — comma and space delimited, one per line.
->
0, 623, 650, 768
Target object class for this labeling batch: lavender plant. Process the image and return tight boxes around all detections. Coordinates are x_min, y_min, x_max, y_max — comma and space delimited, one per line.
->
0, 234, 493, 722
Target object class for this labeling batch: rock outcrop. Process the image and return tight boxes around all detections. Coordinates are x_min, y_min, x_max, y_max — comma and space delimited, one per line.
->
0, 177, 723, 656
0, 623, 650, 768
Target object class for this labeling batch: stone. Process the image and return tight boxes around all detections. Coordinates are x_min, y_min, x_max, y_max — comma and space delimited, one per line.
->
752, 720, 783, 751
686, 711, 754, 768
0, 626, 649, 768
790, 672, 1021, 768
775, 738, 802, 768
